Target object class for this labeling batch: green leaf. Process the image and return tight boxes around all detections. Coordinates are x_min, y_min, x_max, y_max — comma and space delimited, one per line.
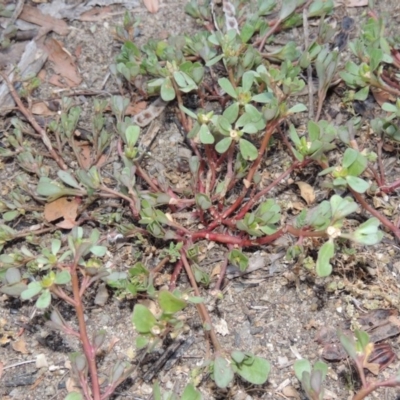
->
218, 78, 237, 98
196, 193, 212, 210
346, 176, 369, 193
355, 330, 370, 352
354, 86, 369, 101
330, 195, 358, 220
153, 382, 162, 400
125, 125, 140, 147
136, 336, 149, 349
314, 360, 328, 380
55, 271, 71, 285
382, 102, 398, 113
279, 0, 297, 20
161, 77, 176, 101
65, 392, 84, 400
228, 249, 249, 272
316, 240, 334, 277
339, 331, 357, 359
158, 290, 186, 314
36, 289, 51, 309
342, 148, 358, 169
215, 137, 232, 154
239, 139, 258, 161
5, 267, 21, 284
294, 359, 311, 381
37, 180, 64, 197
3, 210, 19, 221
57, 171, 80, 189
231, 350, 246, 364
223, 103, 239, 124
51, 239, 61, 256
180, 104, 198, 119
288, 103, 307, 114
213, 356, 234, 388
308, 120, 320, 141
240, 22, 256, 43
90, 245, 107, 257
232, 353, 271, 385
242, 71, 254, 92
252, 92, 273, 103
132, 304, 157, 333
205, 54, 224, 67
21, 281, 42, 300
352, 218, 383, 245
199, 124, 214, 144
181, 384, 202, 400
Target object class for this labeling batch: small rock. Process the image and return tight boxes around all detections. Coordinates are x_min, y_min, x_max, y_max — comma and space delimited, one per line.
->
45, 385, 56, 396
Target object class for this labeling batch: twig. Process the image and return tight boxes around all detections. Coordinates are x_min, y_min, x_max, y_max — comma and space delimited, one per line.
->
0, 72, 68, 170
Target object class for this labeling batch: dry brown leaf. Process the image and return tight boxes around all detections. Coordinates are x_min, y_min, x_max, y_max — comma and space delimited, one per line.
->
211, 263, 221, 278
125, 101, 148, 115
20, 5, 69, 36
31, 102, 55, 116
346, 0, 368, 6
371, 86, 395, 106
38, 69, 47, 80
48, 74, 67, 88
44, 197, 79, 229
79, 6, 113, 21
66, 377, 81, 393
79, 143, 92, 169
12, 338, 29, 354
143, 0, 159, 13
282, 386, 301, 399
296, 181, 315, 205
45, 38, 82, 87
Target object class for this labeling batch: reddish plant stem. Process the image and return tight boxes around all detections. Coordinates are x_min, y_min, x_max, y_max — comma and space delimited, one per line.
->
256, 18, 281, 51
191, 225, 326, 247
350, 188, 400, 240
214, 247, 231, 291
0, 72, 68, 170
51, 286, 76, 307
235, 159, 311, 221
70, 259, 101, 400
135, 163, 161, 193
169, 258, 183, 290
101, 186, 139, 218
180, 250, 222, 353
221, 119, 281, 220
352, 377, 400, 400
152, 256, 170, 274
381, 179, 400, 194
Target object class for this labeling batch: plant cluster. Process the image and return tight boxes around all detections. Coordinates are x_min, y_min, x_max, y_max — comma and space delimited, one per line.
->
1, 0, 400, 399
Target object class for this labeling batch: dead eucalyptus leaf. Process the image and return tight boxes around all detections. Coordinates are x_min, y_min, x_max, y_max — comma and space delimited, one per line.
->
282, 386, 301, 399
143, 0, 159, 13
296, 181, 315, 205
44, 197, 79, 229
12, 338, 29, 354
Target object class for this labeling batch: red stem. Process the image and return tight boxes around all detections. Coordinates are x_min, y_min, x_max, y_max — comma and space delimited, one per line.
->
221, 119, 280, 220
70, 259, 101, 400
352, 377, 400, 400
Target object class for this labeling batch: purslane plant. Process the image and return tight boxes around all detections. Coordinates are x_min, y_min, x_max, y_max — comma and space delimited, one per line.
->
1, 1, 400, 399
